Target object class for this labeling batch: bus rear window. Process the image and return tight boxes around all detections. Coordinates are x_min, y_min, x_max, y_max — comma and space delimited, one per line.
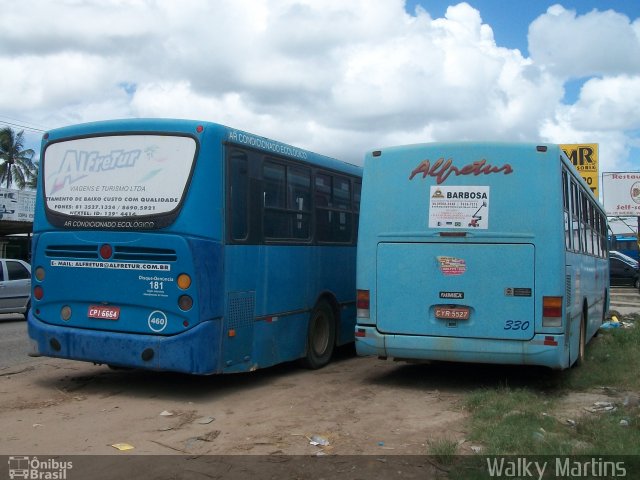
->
43, 134, 196, 221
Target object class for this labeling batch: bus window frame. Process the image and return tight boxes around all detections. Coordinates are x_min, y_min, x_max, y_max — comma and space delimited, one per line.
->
224, 145, 360, 247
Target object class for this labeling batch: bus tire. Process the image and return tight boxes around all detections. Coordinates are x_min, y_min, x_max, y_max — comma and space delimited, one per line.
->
574, 311, 586, 367
301, 300, 336, 369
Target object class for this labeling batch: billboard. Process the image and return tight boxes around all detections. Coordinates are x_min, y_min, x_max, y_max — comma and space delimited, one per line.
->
0, 187, 35, 222
561, 143, 598, 197
602, 172, 640, 217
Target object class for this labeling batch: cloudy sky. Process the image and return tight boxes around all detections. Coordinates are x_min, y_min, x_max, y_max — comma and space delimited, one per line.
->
1, 0, 639, 179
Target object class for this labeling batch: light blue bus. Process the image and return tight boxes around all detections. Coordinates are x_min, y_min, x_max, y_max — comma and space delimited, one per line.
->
355, 142, 608, 369
28, 119, 362, 374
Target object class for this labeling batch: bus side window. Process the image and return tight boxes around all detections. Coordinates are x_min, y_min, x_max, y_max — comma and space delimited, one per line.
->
315, 173, 332, 241
571, 182, 581, 252
288, 166, 311, 239
353, 181, 361, 243
315, 173, 353, 244
334, 176, 352, 242
263, 161, 311, 241
562, 170, 571, 251
229, 151, 249, 241
263, 162, 287, 238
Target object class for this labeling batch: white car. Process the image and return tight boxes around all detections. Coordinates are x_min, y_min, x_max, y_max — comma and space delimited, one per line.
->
0, 259, 31, 315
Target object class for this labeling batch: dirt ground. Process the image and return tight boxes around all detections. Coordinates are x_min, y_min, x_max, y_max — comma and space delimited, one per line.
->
1, 347, 467, 456
2, 343, 629, 458
2, 340, 637, 479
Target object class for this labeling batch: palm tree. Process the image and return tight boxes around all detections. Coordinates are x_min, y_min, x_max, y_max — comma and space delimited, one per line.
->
0, 127, 37, 189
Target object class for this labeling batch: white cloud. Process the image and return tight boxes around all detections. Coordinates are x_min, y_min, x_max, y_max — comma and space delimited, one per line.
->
0, 1, 638, 169
528, 4, 640, 78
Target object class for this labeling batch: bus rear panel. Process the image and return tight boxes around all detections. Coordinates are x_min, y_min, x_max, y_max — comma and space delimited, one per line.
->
356, 142, 608, 369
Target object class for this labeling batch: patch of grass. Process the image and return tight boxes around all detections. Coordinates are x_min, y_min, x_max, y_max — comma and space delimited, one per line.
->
427, 438, 459, 465
465, 387, 572, 456
462, 322, 640, 456
447, 318, 640, 478
562, 320, 640, 391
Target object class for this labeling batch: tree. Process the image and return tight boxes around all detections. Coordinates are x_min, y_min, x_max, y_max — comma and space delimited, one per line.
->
0, 127, 37, 189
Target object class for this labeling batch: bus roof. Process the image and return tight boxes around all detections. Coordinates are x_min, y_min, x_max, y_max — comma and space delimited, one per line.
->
43, 118, 362, 178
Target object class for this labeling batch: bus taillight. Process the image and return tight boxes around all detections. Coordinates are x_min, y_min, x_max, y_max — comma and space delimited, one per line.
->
178, 295, 193, 311
357, 289, 370, 318
99, 244, 113, 259
542, 296, 563, 327
34, 285, 44, 301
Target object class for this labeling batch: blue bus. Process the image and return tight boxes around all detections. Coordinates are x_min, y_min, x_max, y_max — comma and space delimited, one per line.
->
28, 119, 362, 374
609, 234, 639, 262
355, 142, 608, 369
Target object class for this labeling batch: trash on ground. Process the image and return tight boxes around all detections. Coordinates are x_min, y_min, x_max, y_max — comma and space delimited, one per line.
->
585, 401, 616, 413
196, 416, 215, 424
196, 430, 221, 442
309, 434, 330, 446
111, 443, 134, 451
159, 410, 174, 416
600, 321, 620, 330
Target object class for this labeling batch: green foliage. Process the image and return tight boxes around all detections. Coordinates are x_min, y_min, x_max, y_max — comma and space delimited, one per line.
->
448, 320, 640, 478
0, 127, 37, 189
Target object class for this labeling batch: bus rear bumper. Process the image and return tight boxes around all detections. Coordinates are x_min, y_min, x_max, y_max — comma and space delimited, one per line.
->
355, 326, 569, 369
28, 313, 223, 375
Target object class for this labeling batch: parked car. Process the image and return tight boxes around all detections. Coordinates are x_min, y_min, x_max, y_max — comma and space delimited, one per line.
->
609, 250, 639, 289
0, 258, 31, 315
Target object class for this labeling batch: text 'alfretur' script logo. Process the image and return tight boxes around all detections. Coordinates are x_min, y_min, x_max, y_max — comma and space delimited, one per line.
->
409, 158, 513, 184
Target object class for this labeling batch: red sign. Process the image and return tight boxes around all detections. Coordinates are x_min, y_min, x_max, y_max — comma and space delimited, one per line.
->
409, 158, 513, 184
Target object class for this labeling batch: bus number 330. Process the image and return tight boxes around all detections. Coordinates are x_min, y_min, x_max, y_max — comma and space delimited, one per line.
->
504, 320, 530, 330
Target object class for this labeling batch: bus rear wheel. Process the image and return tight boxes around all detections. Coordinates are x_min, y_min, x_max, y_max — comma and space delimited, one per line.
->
301, 301, 336, 369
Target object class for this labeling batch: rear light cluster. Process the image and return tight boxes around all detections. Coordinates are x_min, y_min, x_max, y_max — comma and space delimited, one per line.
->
178, 272, 193, 312
33, 267, 45, 310
32, 244, 195, 323
357, 289, 370, 318
542, 296, 563, 327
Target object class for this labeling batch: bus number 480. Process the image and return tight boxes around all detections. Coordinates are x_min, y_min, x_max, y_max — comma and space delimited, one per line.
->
504, 320, 530, 330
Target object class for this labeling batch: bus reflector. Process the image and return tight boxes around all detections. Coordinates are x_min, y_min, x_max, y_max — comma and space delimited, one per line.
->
355, 328, 366, 337
357, 289, 370, 318
177, 274, 191, 290
60, 306, 72, 321
34, 286, 44, 300
544, 336, 558, 346
542, 296, 563, 327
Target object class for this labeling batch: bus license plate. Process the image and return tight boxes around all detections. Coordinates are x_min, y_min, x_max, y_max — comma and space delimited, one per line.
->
435, 306, 470, 320
88, 305, 121, 320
